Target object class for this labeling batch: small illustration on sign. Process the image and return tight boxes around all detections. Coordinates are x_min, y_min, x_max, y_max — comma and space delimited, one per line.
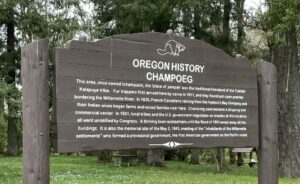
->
149, 141, 193, 148
157, 40, 185, 56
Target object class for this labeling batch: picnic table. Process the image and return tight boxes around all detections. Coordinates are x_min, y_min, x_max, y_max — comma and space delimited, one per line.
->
232, 148, 258, 167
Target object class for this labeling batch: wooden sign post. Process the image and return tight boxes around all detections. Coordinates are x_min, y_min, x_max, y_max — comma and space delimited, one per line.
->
21, 39, 50, 184
257, 61, 278, 184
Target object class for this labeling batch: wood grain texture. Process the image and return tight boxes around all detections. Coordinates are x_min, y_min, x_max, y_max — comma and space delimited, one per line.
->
257, 61, 278, 184
21, 39, 49, 184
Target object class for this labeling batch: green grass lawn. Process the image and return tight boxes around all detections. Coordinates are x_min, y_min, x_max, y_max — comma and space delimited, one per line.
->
0, 155, 299, 184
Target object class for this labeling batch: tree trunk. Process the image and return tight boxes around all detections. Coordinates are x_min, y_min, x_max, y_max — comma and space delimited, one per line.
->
190, 149, 200, 164
6, 9, 18, 156
223, 0, 231, 39
0, 97, 3, 112
147, 150, 165, 167
222, 0, 231, 53
137, 150, 148, 163
7, 116, 18, 155
177, 149, 189, 161
214, 148, 226, 172
229, 149, 236, 164
235, 0, 245, 54
193, 6, 201, 40
273, 25, 300, 178
97, 151, 112, 162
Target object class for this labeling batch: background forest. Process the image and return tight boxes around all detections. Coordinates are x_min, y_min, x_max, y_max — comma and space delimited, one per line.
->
0, 0, 299, 179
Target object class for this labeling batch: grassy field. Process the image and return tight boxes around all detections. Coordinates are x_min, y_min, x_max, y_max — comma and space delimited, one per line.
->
0, 155, 299, 184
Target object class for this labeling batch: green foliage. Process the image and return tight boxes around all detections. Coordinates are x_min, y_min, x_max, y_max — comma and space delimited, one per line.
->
91, 0, 245, 56
163, 149, 194, 161
0, 82, 9, 103
264, 0, 300, 44
0, 115, 7, 154
181, 0, 224, 41
5, 85, 21, 118
91, 0, 178, 38
0, 0, 87, 154
199, 149, 216, 163
0, 82, 21, 154
0, 82, 21, 118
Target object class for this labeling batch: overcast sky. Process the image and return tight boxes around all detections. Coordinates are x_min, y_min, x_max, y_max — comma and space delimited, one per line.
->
245, 0, 265, 12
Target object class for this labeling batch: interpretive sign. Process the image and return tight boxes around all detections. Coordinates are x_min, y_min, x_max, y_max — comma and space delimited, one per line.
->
54, 32, 258, 152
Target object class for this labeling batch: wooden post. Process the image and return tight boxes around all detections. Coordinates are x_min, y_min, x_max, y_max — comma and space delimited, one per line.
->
21, 39, 49, 184
257, 61, 278, 184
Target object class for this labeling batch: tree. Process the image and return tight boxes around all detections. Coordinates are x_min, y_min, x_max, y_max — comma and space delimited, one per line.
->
97, 151, 112, 162
264, 0, 300, 178
214, 148, 226, 172
0, 82, 9, 154
92, 0, 177, 36
0, 0, 86, 155
234, 0, 245, 54
190, 149, 200, 164
220, 0, 232, 53
0, 0, 20, 155
147, 149, 164, 167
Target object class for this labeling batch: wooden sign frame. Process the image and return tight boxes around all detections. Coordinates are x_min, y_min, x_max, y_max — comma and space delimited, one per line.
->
54, 32, 259, 152
21, 34, 278, 184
